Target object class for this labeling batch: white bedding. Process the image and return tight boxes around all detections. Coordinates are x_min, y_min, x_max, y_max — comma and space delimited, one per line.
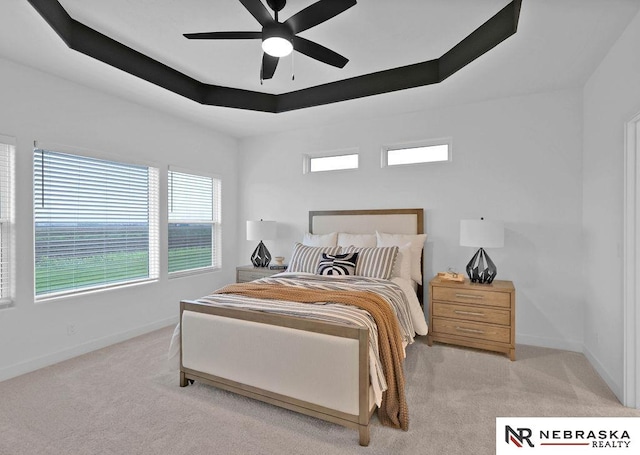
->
274, 272, 428, 336
169, 273, 428, 407
390, 276, 429, 335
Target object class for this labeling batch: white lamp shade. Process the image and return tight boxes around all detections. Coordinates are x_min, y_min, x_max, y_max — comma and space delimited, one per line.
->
246, 220, 277, 241
460, 219, 504, 248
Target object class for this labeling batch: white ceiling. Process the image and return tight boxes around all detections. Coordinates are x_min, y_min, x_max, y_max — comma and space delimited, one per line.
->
0, 0, 638, 138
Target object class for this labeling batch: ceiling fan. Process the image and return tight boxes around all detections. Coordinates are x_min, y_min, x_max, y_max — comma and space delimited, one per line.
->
183, 0, 356, 80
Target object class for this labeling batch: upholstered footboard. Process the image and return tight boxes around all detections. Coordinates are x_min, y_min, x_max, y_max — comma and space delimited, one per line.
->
179, 300, 375, 446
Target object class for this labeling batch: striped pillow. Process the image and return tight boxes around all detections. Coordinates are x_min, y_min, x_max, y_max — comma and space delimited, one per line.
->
342, 246, 399, 280
287, 243, 340, 274
316, 252, 359, 276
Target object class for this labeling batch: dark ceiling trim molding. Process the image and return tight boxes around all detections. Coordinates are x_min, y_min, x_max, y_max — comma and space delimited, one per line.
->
27, 0, 521, 113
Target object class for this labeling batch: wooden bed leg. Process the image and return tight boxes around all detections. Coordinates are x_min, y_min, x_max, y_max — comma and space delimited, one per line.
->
180, 371, 187, 387
359, 425, 370, 447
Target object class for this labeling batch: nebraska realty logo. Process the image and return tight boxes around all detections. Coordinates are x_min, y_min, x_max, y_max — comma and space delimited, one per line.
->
496, 417, 640, 454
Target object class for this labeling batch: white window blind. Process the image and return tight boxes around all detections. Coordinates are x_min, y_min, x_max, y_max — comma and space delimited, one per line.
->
34, 148, 159, 298
0, 139, 14, 306
168, 169, 221, 274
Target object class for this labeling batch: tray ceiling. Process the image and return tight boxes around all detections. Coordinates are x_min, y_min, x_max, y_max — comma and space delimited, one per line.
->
1, 0, 638, 136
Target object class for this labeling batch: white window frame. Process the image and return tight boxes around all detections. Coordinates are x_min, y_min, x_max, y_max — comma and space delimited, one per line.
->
168, 166, 222, 278
33, 142, 160, 301
381, 138, 452, 167
0, 135, 15, 308
303, 149, 359, 174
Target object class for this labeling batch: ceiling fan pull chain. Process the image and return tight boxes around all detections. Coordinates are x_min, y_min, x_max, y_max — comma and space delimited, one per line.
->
291, 48, 295, 81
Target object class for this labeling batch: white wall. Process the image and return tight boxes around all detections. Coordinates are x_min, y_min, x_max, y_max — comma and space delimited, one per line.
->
3, 7, 635, 401
583, 9, 640, 401
238, 88, 585, 352
0, 57, 239, 381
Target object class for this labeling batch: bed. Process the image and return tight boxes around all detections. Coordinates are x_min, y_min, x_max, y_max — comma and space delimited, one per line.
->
174, 208, 427, 446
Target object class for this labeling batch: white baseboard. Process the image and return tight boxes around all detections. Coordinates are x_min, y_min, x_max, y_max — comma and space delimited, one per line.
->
583, 344, 623, 402
516, 333, 583, 353
0, 316, 178, 383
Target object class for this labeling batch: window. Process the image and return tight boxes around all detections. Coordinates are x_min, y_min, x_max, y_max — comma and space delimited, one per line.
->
382, 139, 452, 167
34, 147, 159, 298
168, 169, 221, 274
304, 152, 359, 173
0, 136, 14, 307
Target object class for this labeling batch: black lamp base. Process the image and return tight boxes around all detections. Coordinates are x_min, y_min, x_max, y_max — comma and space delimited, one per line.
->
466, 247, 497, 284
251, 241, 271, 267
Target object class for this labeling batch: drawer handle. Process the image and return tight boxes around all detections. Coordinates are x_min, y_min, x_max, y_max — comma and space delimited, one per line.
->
455, 293, 484, 299
456, 326, 485, 334
454, 310, 485, 317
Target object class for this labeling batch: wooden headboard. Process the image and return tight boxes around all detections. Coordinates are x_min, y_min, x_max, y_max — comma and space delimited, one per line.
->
309, 208, 425, 302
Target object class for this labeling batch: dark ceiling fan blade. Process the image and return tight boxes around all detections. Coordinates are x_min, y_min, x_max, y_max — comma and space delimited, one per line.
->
239, 0, 274, 27
285, 0, 357, 34
183, 31, 262, 40
293, 36, 348, 68
262, 53, 279, 79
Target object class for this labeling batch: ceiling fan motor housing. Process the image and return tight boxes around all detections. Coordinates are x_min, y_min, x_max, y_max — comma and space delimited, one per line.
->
262, 21, 293, 42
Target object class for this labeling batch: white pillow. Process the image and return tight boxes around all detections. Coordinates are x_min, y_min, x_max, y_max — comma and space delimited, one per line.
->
302, 232, 337, 247
376, 231, 427, 284
337, 232, 376, 248
391, 243, 412, 281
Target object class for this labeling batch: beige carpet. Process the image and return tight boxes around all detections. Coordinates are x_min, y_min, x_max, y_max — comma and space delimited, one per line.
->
1, 327, 638, 455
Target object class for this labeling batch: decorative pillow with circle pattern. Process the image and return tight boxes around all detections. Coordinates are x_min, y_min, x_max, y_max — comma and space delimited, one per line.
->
316, 252, 359, 276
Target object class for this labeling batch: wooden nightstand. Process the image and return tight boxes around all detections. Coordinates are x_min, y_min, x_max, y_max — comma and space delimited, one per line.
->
427, 276, 516, 360
236, 265, 285, 283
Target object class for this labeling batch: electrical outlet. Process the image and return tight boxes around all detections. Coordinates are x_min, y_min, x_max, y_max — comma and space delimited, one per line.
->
66, 324, 76, 336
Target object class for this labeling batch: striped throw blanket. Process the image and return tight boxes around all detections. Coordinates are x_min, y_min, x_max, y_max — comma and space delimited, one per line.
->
202, 274, 411, 431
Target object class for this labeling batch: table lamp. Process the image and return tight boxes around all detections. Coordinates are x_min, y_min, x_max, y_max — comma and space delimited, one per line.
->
247, 220, 277, 267
460, 218, 504, 284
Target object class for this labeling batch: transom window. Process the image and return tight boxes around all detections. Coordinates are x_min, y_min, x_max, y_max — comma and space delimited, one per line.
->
304, 152, 359, 173
382, 139, 452, 167
33, 147, 159, 298
168, 169, 221, 275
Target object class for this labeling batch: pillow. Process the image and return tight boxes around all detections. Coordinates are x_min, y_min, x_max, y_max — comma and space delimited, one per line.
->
316, 252, 359, 276
391, 243, 412, 281
287, 243, 340, 273
376, 231, 427, 284
302, 232, 338, 247
337, 232, 376, 248
342, 246, 398, 280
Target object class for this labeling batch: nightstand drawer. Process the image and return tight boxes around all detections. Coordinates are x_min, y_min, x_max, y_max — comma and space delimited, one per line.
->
432, 301, 511, 326
237, 271, 269, 282
432, 317, 511, 344
432, 286, 511, 308
236, 265, 284, 283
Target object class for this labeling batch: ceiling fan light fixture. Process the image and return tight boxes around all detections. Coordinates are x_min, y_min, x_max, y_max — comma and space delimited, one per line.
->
261, 22, 294, 57
262, 36, 293, 57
